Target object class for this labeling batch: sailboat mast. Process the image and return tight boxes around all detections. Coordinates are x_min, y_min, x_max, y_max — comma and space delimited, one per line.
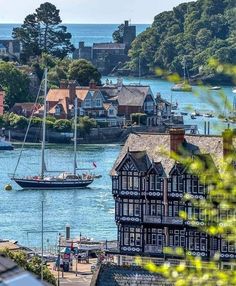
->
40, 68, 47, 179
183, 56, 186, 84
73, 97, 78, 176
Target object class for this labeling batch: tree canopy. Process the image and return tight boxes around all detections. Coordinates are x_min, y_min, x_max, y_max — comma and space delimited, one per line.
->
12, 2, 74, 61
127, 0, 236, 81
68, 59, 101, 86
0, 61, 31, 108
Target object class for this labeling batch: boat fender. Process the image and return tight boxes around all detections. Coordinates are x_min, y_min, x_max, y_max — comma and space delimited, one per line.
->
5, 184, 12, 191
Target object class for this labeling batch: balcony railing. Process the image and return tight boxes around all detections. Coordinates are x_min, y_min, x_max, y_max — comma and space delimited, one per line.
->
144, 245, 163, 254
162, 216, 183, 225
143, 215, 183, 225
143, 215, 161, 224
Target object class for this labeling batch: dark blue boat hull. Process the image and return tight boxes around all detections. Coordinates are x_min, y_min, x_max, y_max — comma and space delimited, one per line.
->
12, 178, 93, 190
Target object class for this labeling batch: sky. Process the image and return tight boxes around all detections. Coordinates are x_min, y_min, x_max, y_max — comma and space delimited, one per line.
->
0, 0, 194, 24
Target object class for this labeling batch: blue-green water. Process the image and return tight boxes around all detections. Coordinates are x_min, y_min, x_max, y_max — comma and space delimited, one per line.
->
0, 144, 120, 247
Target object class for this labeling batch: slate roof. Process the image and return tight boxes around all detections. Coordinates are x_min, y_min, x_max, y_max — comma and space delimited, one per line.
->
111, 132, 235, 176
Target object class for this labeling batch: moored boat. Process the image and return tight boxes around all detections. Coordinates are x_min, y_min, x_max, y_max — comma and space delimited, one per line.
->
209, 86, 221, 90
11, 69, 96, 190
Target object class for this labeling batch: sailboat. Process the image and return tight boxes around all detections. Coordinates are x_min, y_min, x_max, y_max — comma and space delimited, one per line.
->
11, 69, 94, 189
171, 57, 192, 92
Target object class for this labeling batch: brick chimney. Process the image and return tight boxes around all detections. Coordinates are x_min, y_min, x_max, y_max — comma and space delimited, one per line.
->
89, 79, 97, 90
169, 128, 185, 154
60, 80, 68, 89
222, 129, 234, 159
68, 80, 77, 104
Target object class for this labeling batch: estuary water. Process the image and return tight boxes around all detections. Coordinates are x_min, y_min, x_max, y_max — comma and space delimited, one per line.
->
0, 144, 120, 248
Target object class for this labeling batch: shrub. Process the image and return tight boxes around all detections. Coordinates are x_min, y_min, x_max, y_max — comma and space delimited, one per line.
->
78, 116, 97, 136
53, 119, 72, 132
46, 115, 56, 123
131, 113, 147, 125
31, 117, 43, 127
9, 113, 28, 129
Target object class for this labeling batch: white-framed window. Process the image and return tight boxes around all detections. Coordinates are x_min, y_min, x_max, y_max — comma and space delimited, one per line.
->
134, 203, 140, 216
150, 174, 155, 190
173, 175, 177, 192
200, 237, 206, 251
180, 236, 185, 247
178, 176, 183, 192
186, 177, 191, 193
124, 232, 129, 245
96, 99, 101, 107
128, 176, 133, 189
55, 105, 61, 115
189, 237, 194, 250
133, 177, 139, 190
151, 234, 157, 245
122, 176, 127, 189
128, 204, 134, 216
84, 99, 91, 107
123, 201, 128, 216
229, 241, 235, 253
155, 176, 161, 191
221, 240, 227, 252
193, 177, 198, 194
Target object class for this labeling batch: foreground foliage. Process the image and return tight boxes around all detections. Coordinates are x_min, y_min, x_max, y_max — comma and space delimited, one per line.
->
1, 249, 56, 285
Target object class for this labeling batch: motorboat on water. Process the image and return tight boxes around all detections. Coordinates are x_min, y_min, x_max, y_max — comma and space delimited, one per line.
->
11, 69, 97, 190
0, 137, 13, 150
209, 86, 221, 90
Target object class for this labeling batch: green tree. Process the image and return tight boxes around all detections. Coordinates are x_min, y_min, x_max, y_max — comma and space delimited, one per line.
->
68, 59, 101, 86
112, 24, 125, 43
127, 0, 235, 83
0, 61, 30, 108
13, 2, 74, 60
53, 119, 71, 132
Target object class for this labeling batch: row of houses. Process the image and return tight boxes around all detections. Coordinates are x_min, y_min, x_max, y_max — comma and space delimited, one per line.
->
12, 79, 174, 127
110, 128, 236, 269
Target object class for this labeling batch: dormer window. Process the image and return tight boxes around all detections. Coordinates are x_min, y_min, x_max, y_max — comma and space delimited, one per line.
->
55, 105, 61, 116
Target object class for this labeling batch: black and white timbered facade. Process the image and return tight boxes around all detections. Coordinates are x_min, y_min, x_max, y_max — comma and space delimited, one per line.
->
111, 129, 236, 263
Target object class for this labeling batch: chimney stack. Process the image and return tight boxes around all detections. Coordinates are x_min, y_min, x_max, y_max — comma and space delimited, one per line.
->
68, 80, 77, 104
222, 129, 234, 159
89, 79, 97, 90
60, 80, 68, 89
169, 128, 185, 154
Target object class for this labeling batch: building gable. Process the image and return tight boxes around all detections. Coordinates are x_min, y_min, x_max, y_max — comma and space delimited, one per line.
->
116, 154, 139, 173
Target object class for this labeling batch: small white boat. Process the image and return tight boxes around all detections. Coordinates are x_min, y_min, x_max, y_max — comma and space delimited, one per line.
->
209, 86, 221, 90
0, 137, 13, 150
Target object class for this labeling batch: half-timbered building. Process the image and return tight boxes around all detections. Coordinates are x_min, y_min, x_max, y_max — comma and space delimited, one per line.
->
111, 129, 236, 266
